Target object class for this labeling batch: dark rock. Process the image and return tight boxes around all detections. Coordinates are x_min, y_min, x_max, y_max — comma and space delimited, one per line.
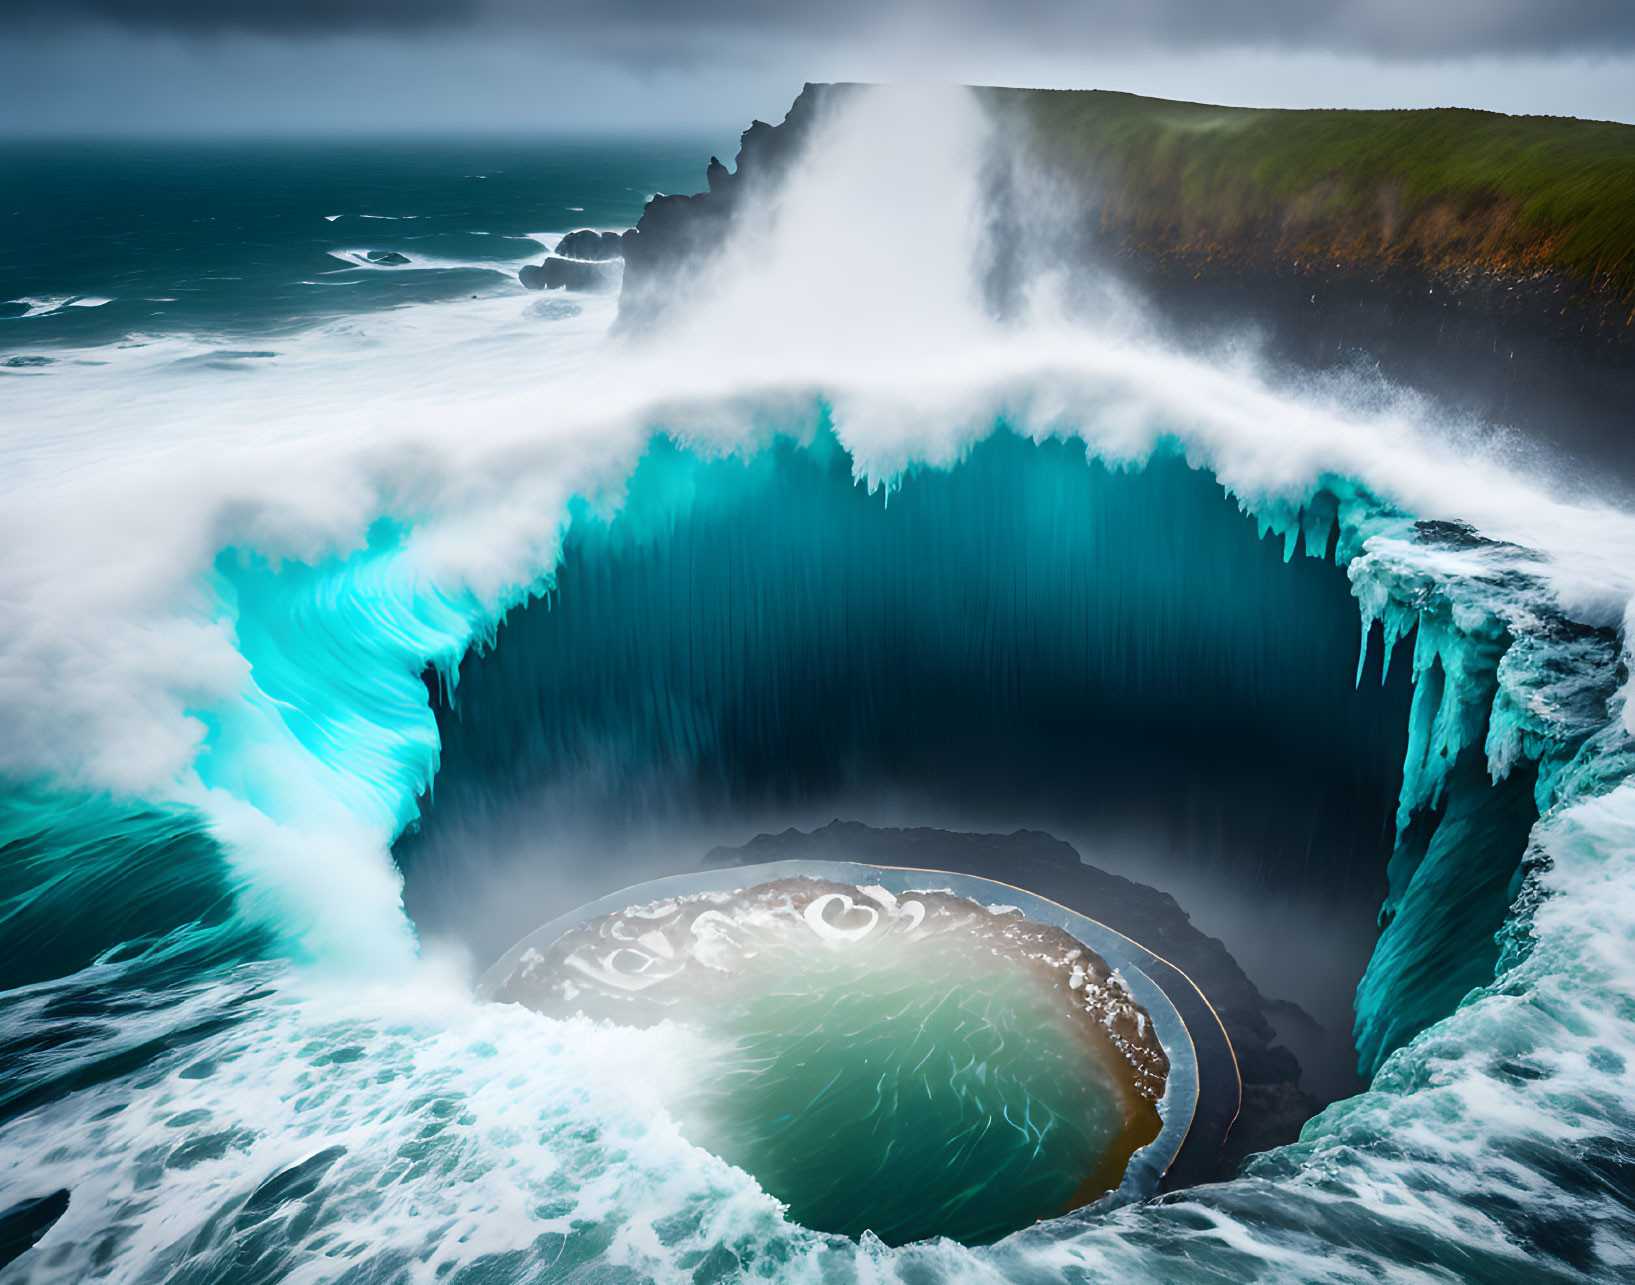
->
0, 1189, 69, 1274
552, 229, 625, 261
1102, 247, 1635, 495
640, 83, 1635, 493
618, 83, 856, 332
966, 101, 1635, 493
1225, 1082, 1324, 1170
518, 256, 619, 293
365, 250, 410, 266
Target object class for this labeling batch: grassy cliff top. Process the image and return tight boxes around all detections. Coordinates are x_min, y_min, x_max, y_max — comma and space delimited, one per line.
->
984, 87, 1635, 295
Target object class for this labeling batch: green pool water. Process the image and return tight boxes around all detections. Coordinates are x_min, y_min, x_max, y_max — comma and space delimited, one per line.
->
498, 879, 1166, 1245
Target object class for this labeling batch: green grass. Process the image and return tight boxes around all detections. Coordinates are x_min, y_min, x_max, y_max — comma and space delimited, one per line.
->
982, 88, 1635, 292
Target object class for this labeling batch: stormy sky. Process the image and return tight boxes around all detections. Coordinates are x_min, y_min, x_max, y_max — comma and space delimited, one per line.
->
4, 0, 1634, 135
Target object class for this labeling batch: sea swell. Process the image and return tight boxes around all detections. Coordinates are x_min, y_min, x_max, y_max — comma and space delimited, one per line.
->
1, 86, 1634, 1282
3, 404, 1633, 1279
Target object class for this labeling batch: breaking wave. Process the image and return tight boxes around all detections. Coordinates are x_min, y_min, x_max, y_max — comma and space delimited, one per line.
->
2, 85, 1634, 1282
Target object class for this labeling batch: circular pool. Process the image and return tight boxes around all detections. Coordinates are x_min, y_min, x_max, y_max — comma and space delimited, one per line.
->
481, 862, 1199, 1246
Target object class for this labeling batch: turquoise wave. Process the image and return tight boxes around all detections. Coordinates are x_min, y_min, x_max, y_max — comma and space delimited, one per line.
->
2, 415, 1631, 1280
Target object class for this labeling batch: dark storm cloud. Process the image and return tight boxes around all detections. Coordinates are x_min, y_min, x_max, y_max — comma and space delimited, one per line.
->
0, 0, 474, 33
7, 0, 1635, 57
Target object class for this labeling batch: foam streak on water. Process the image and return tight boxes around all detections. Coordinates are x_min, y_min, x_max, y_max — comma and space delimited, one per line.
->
0, 87, 1633, 1281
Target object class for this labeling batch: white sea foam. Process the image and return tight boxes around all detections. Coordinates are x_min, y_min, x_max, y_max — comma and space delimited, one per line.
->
0, 959, 809, 1283
1, 86, 1631, 946
5, 295, 75, 318
1, 84, 1634, 1279
325, 245, 540, 272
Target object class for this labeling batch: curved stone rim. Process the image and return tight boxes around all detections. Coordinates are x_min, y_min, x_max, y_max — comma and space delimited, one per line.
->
479, 858, 1209, 1231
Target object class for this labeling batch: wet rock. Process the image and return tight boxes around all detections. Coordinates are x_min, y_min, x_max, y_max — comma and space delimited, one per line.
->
365, 250, 410, 266
0, 1190, 70, 1273
552, 229, 624, 261
518, 256, 619, 293
1225, 1081, 1324, 1169
618, 83, 852, 331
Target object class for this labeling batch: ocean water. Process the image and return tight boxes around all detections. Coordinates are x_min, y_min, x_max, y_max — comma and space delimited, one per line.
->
0, 137, 718, 352
2, 86, 1635, 1283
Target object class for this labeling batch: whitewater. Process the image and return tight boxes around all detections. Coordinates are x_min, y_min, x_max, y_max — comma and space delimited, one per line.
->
2, 86, 1634, 1282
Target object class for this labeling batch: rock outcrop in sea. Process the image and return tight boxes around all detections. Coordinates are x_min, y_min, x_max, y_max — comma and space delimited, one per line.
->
553, 230, 624, 261
518, 228, 626, 293
615, 85, 851, 330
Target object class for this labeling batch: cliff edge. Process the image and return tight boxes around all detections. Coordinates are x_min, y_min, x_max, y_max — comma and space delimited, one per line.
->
617, 84, 1635, 475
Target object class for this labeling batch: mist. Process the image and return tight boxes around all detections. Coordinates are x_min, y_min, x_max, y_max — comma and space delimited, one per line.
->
5, 60, 1635, 1282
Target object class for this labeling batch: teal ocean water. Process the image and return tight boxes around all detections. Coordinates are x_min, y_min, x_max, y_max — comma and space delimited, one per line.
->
3, 88, 1635, 1283
0, 137, 719, 352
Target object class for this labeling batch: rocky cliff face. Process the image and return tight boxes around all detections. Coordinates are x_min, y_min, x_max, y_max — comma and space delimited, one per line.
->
616, 82, 853, 332
615, 84, 1635, 482
989, 89, 1635, 345
983, 88, 1635, 482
